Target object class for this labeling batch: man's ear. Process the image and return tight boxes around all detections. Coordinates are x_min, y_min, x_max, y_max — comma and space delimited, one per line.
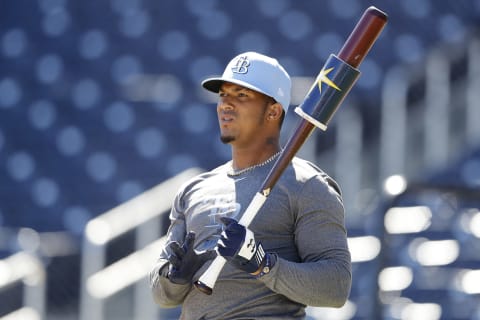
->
267, 103, 283, 120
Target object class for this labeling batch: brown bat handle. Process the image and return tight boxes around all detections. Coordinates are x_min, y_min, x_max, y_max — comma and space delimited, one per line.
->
260, 120, 315, 196
260, 7, 388, 194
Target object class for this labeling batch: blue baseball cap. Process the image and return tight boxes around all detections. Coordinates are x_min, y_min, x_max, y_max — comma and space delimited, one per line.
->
202, 52, 292, 111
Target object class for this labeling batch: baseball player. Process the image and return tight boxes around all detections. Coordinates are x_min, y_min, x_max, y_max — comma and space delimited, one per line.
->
150, 51, 352, 319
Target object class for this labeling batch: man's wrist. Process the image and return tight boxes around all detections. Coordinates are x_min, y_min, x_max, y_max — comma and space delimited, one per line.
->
251, 252, 275, 277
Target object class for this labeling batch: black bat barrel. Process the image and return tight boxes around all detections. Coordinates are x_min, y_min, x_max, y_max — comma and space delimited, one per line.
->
294, 54, 360, 130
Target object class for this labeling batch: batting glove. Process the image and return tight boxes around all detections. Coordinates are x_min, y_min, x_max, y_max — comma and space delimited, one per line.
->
217, 217, 272, 275
165, 231, 216, 285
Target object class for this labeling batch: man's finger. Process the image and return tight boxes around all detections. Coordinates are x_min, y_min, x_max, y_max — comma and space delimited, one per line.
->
219, 217, 236, 226
169, 241, 185, 258
198, 250, 217, 263
167, 253, 181, 269
183, 231, 196, 250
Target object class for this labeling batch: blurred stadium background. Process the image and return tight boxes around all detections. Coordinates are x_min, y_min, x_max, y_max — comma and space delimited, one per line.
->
0, 0, 479, 319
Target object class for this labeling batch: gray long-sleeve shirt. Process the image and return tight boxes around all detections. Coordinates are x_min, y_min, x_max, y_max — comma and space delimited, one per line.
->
150, 157, 352, 319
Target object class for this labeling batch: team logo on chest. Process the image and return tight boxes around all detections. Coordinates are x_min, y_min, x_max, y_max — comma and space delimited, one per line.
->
231, 56, 250, 74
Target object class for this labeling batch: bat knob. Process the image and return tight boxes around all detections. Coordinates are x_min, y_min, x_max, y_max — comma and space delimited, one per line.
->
194, 280, 213, 295
367, 6, 388, 21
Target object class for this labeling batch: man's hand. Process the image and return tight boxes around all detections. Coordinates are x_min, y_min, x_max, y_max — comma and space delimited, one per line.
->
165, 232, 216, 285
217, 217, 269, 274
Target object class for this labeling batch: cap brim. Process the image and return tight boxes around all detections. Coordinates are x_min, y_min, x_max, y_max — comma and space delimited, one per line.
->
201, 77, 223, 93
201, 77, 272, 100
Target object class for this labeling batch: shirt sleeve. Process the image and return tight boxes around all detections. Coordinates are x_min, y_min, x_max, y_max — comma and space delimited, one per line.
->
259, 174, 352, 307
149, 192, 192, 307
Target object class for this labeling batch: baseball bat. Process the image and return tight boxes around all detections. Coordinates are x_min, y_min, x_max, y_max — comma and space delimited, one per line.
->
194, 6, 388, 295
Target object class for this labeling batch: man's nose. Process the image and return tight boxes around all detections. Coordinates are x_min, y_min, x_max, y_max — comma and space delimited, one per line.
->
218, 97, 234, 110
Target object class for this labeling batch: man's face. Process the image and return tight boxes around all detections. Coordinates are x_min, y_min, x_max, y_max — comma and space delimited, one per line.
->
216, 82, 272, 146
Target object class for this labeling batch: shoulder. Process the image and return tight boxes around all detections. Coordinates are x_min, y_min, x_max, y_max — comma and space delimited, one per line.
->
287, 158, 344, 221
289, 157, 342, 196
290, 157, 322, 177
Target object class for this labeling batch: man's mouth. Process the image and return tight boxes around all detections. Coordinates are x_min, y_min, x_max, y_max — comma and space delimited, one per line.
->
220, 113, 235, 123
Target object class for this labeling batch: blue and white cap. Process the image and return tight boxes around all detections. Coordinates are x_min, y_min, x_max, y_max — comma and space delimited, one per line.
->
202, 52, 292, 111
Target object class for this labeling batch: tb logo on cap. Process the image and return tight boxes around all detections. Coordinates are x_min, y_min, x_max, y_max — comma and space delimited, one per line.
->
231, 55, 250, 74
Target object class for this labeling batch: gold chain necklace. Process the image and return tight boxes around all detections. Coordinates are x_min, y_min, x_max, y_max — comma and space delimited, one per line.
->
227, 150, 282, 177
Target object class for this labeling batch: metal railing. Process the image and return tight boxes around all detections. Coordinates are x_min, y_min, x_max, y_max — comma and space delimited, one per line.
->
380, 36, 480, 182
0, 252, 46, 320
